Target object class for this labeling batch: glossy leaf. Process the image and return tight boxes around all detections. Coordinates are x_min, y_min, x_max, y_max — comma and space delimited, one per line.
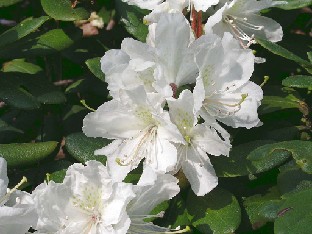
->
244, 187, 281, 228
274, 188, 312, 234
41, 0, 89, 21
0, 73, 66, 109
259, 96, 300, 114
0, 141, 58, 167
256, 38, 312, 74
0, 119, 23, 133
121, 11, 148, 42
211, 140, 291, 177
0, 16, 49, 48
277, 0, 312, 10
282, 75, 312, 89
85, 57, 105, 81
248, 140, 312, 174
65, 132, 110, 164
186, 188, 241, 234
0, 0, 22, 7
2, 59, 42, 74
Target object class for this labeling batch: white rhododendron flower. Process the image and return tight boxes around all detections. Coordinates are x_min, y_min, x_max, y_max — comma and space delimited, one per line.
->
167, 90, 231, 196
33, 161, 182, 234
33, 160, 135, 233
83, 86, 184, 182
0, 157, 38, 234
128, 171, 182, 233
193, 32, 263, 128
205, 0, 285, 47
101, 13, 198, 99
122, 0, 219, 23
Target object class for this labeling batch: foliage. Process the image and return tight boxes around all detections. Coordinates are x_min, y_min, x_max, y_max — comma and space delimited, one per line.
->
0, 0, 311, 233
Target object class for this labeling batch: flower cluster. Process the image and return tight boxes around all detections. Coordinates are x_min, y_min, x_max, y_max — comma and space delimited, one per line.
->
0, 0, 286, 233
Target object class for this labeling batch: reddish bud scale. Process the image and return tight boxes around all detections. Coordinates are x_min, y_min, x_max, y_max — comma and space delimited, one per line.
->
191, 9, 203, 39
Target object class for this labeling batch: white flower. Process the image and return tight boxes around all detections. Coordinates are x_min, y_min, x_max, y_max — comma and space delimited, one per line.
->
100, 13, 198, 99
83, 86, 184, 182
33, 161, 136, 234
167, 90, 230, 196
193, 32, 263, 129
33, 161, 182, 234
122, 0, 219, 24
0, 157, 38, 234
205, 0, 285, 47
128, 171, 183, 233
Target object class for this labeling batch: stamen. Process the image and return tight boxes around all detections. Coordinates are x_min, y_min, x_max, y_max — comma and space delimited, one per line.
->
80, 99, 96, 112
0, 176, 27, 205
116, 126, 158, 166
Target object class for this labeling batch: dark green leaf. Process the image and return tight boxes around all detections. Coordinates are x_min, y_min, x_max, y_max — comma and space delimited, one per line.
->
65, 132, 110, 164
0, 29, 80, 58
2, 59, 42, 74
0, 119, 23, 133
121, 11, 148, 42
248, 140, 312, 174
0, 0, 22, 7
244, 187, 281, 228
282, 75, 312, 89
41, 0, 89, 21
0, 73, 66, 109
259, 96, 300, 114
277, 0, 312, 10
186, 188, 241, 234
85, 57, 105, 81
256, 38, 312, 74
0, 16, 49, 48
48, 169, 66, 183
274, 188, 312, 234
211, 140, 291, 177
277, 164, 312, 195
0, 141, 58, 167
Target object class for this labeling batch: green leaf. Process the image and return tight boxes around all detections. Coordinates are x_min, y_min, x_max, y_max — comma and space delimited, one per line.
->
0, 16, 49, 48
0, 141, 58, 167
256, 38, 312, 74
65, 79, 85, 93
65, 132, 111, 164
85, 57, 105, 81
186, 188, 241, 234
0, 29, 79, 58
2, 59, 42, 74
274, 188, 312, 234
41, 0, 89, 21
0, 73, 66, 109
282, 75, 312, 89
0, 0, 22, 7
0, 119, 23, 133
276, 0, 312, 10
48, 169, 66, 183
259, 96, 300, 114
308, 52, 312, 63
244, 187, 282, 228
63, 105, 87, 120
277, 164, 312, 195
121, 11, 148, 42
211, 140, 291, 177
248, 140, 312, 174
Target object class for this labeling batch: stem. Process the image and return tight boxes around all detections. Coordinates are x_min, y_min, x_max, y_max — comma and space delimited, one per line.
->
191, 7, 203, 39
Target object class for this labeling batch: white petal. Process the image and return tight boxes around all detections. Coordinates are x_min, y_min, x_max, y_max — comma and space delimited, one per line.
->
102, 183, 135, 225
128, 174, 179, 216
192, 124, 231, 156
0, 157, 8, 198
193, 0, 219, 12
100, 49, 129, 76
181, 145, 218, 196
83, 99, 145, 139
121, 38, 155, 61
155, 12, 197, 86
216, 81, 263, 128
0, 206, 37, 234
